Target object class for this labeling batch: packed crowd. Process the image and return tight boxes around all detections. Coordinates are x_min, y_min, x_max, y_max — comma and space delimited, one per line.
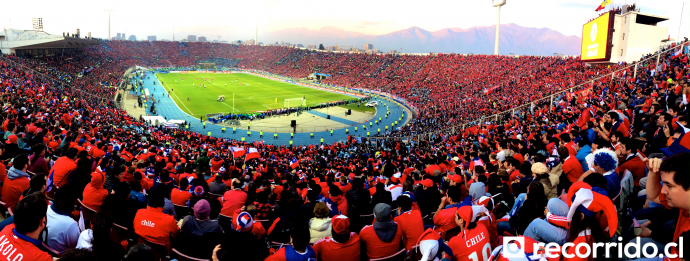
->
0, 35, 686, 261
101, 37, 632, 137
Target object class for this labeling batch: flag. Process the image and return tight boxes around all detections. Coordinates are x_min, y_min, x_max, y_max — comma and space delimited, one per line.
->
245, 148, 260, 161
290, 157, 300, 169
661, 130, 690, 157
595, 0, 611, 11
46, 169, 55, 192
230, 147, 245, 158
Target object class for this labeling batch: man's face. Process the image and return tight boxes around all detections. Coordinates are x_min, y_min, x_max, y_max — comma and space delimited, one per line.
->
656, 116, 667, 127
604, 114, 613, 123
620, 144, 630, 157
660, 171, 690, 210
611, 135, 619, 144
591, 143, 599, 153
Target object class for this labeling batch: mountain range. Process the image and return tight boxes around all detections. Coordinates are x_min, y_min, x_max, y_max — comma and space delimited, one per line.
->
263, 24, 581, 56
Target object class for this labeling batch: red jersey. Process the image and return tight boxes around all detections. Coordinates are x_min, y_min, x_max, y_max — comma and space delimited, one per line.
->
433, 207, 459, 235
50, 157, 77, 188
170, 188, 192, 206
393, 210, 424, 250
133, 206, 179, 248
0, 225, 52, 261
359, 223, 403, 260
448, 224, 492, 261
1, 174, 30, 210
562, 156, 585, 183
220, 189, 247, 216
312, 233, 361, 261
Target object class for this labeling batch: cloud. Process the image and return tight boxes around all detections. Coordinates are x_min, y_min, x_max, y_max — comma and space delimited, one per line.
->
358, 21, 393, 26
354, 25, 365, 28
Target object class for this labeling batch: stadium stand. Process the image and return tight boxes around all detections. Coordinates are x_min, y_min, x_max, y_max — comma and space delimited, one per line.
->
0, 38, 687, 261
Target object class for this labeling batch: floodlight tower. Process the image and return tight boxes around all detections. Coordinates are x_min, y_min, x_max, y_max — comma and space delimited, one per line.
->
492, 0, 506, 55
105, 10, 113, 40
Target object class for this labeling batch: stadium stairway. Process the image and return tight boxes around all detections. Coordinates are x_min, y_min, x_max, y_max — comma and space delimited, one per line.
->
137, 71, 410, 146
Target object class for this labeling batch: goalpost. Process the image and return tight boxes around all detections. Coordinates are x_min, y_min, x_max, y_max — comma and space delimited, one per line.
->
284, 98, 306, 108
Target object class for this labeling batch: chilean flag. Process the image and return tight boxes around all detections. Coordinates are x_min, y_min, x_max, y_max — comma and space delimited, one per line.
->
245, 148, 260, 160
290, 158, 300, 169
230, 147, 245, 158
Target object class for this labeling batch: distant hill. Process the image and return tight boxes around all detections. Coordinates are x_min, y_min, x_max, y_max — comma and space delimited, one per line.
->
265, 23, 581, 55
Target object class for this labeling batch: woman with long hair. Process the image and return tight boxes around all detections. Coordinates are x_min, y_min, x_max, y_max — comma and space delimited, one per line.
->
509, 182, 548, 235
564, 182, 618, 261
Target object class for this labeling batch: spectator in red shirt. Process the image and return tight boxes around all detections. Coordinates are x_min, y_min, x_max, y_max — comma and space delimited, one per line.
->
0, 191, 52, 261
133, 187, 179, 249
1, 153, 31, 211
616, 137, 646, 187
171, 178, 193, 206
560, 146, 584, 184
393, 194, 424, 250
359, 203, 403, 260
220, 179, 247, 216
434, 186, 470, 235
313, 215, 360, 261
82, 171, 109, 211
447, 206, 492, 261
50, 147, 78, 188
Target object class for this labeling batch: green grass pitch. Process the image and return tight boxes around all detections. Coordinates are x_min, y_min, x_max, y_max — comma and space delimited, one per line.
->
155, 73, 358, 116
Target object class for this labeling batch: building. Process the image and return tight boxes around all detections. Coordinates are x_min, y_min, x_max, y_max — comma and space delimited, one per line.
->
128, 35, 136, 41
0, 28, 99, 56
198, 36, 207, 42
585, 9, 669, 64
187, 35, 197, 42
296, 44, 304, 48
389, 49, 398, 54
307, 44, 316, 49
326, 46, 337, 51
147, 35, 156, 41
245, 39, 256, 45
365, 49, 380, 54
363, 43, 373, 50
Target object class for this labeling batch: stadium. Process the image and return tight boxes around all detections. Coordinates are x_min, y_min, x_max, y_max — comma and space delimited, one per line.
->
0, 1, 688, 261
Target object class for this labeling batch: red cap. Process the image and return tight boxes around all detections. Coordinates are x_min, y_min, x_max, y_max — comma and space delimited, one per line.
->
449, 174, 463, 184
348, 173, 355, 180
421, 179, 434, 188
331, 215, 350, 234
166, 162, 174, 170
28, 126, 37, 134
456, 206, 473, 229
5, 135, 17, 144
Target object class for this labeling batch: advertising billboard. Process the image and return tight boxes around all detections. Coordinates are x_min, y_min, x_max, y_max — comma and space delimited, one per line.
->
581, 12, 614, 62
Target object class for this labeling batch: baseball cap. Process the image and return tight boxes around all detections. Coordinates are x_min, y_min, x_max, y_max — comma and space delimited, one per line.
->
449, 174, 463, 184
421, 179, 434, 188
331, 215, 350, 234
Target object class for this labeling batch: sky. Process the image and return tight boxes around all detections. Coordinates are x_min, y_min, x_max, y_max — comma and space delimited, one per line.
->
1, 0, 688, 42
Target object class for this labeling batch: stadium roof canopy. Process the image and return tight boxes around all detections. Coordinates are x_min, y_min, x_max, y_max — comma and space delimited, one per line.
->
0, 28, 100, 56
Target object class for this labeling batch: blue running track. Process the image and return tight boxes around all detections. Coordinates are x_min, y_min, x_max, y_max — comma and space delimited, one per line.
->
135, 71, 409, 146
